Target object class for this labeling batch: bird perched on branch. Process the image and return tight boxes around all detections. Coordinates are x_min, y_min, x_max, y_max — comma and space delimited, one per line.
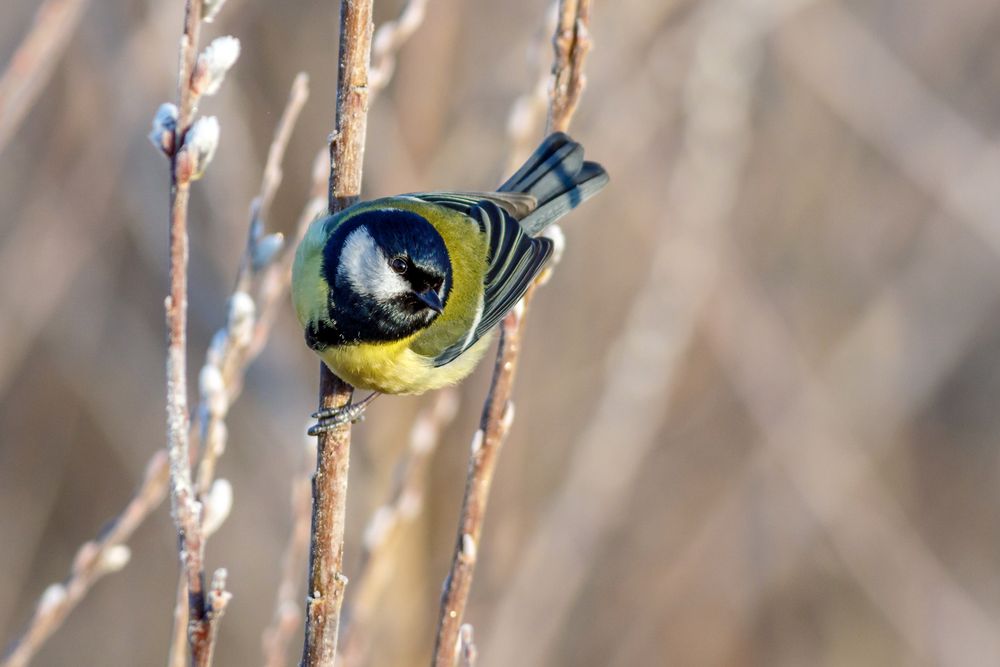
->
292, 132, 608, 434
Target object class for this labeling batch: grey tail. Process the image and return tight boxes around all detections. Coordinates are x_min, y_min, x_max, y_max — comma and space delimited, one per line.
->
498, 132, 609, 236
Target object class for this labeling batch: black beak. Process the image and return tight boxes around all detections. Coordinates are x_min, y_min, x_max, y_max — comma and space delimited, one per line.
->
415, 288, 444, 313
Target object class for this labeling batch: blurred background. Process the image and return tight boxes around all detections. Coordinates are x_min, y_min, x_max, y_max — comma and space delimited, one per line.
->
3, 0, 1000, 665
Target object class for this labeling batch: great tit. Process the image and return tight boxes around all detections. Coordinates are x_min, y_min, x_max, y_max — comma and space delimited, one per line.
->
292, 132, 607, 432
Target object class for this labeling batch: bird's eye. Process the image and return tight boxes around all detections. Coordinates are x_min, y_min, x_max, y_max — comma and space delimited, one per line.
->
389, 256, 409, 274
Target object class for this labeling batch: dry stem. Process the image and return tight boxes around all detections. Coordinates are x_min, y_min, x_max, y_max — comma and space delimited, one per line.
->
300, 1, 374, 665
195, 72, 310, 496
262, 445, 315, 667
164, 2, 233, 665
168, 72, 311, 667
431, 304, 523, 666
432, 1, 594, 663
2, 42, 310, 667
257, 151, 326, 667
547, 0, 592, 133
458, 625, 477, 667
340, 390, 460, 667
0, 0, 89, 156
369, 0, 428, 94
1, 454, 169, 667
505, 3, 559, 173
260, 3, 426, 660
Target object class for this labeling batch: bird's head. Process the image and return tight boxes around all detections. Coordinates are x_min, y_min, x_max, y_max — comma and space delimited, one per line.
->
311, 208, 452, 347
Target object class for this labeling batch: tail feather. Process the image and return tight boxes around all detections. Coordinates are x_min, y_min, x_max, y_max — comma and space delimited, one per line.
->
499, 132, 608, 236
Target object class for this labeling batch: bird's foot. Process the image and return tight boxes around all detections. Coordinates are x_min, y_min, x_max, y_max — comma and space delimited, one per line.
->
307, 393, 379, 436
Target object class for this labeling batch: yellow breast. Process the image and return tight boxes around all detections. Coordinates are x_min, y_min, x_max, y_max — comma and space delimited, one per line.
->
319, 334, 493, 395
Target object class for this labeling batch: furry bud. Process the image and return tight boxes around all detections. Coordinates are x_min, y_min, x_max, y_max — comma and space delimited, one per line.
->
148, 103, 178, 155
202, 0, 229, 23
192, 36, 240, 96
177, 116, 220, 182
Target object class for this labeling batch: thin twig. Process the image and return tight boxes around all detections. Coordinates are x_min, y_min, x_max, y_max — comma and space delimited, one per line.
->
369, 0, 428, 96
1, 51, 306, 667
458, 625, 477, 667
431, 304, 523, 667
262, 441, 315, 667
431, 2, 594, 664
340, 390, 460, 667
164, 2, 236, 665
547, 0, 592, 134
0, 453, 168, 667
252, 72, 312, 229
168, 71, 311, 666
262, 3, 426, 659
505, 3, 559, 173
167, 575, 189, 667
300, 0, 374, 664
249, 148, 328, 363
255, 148, 324, 667
0, 0, 89, 156
482, 5, 806, 664
195, 72, 310, 497
254, 0, 426, 359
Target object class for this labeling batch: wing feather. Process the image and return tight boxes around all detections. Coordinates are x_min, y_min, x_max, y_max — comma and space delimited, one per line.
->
406, 194, 552, 366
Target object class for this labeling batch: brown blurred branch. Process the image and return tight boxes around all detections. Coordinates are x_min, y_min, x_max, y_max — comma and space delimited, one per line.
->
778, 1, 1000, 259
432, 2, 594, 664
547, 0, 592, 134
168, 71, 310, 667
480, 4, 783, 663
431, 306, 522, 666
300, 0, 374, 665
458, 624, 477, 667
0, 65, 306, 659
0, 454, 168, 667
195, 72, 310, 497
259, 3, 426, 660
505, 4, 559, 172
164, 1, 232, 665
258, 150, 328, 667
2, 18, 307, 667
369, 0, 428, 95
340, 390, 459, 667
262, 444, 315, 667
0, 0, 89, 156
253, 74, 312, 225
706, 249, 1000, 664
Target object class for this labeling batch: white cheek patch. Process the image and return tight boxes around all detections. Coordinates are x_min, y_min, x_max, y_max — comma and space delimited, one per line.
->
338, 226, 409, 299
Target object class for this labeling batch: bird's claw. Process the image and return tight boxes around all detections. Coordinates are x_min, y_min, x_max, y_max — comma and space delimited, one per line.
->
307, 402, 368, 436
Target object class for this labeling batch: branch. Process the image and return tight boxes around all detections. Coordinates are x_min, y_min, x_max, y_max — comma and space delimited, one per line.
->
431, 304, 521, 666
260, 151, 342, 667
1, 454, 168, 667
505, 3, 558, 172
2, 50, 307, 667
164, 1, 216, 665
0, 0, 89, 156
458, 624, 477, 667
256, 2, 427, 660
164, 1, 241, 664
300, 0, 374, 664
262, 442, 315, 667
340, 390, 460, 667
547, 0, 592, 134
195, 72, 310, 497
369, 0, 428, 95
432, 1, 594, 663
169, 71, 310, 667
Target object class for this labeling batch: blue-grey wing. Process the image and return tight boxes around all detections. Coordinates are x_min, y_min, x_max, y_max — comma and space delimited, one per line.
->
409, 194, 553, 367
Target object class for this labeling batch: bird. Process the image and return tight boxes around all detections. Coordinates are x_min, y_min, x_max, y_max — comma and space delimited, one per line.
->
291, 132, 608, 434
